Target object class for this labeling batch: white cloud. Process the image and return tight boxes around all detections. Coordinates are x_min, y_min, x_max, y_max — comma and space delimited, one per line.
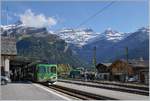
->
19, 9, 57, 28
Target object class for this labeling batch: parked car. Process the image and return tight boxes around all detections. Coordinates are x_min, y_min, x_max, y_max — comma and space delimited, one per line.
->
0, 76, 11, 85
128, 77, 137, 82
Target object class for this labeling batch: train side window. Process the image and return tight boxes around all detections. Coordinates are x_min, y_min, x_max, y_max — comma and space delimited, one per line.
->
51, 66, 56, 73
39, 66, 46, 73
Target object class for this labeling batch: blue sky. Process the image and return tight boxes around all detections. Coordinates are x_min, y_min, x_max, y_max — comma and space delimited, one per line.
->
1, 0, 149, 33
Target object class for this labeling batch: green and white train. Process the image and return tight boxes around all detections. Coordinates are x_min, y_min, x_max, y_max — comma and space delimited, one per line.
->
26, 64, 57, 84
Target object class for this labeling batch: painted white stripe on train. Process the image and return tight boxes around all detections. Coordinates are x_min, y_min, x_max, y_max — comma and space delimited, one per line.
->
33, 83, 72, 101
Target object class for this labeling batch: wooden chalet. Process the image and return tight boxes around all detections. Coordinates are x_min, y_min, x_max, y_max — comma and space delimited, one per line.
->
109, 60, 134, 82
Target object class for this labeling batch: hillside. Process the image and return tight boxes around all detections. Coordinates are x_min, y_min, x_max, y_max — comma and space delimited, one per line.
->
73, 27, 149, 63
1, 24, 87, 67
1, 23, 149, 65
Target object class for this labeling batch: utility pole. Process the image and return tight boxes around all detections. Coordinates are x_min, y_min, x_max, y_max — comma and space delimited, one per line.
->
93, 46, 97, 72
126, 47, 128, 63
6, 6, 8, 27
6, 6, 9, 37
125, 47, 129, 82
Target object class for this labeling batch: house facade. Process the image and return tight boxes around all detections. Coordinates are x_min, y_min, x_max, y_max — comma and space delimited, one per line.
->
129, 59, 149, 84
96, 63, 110, 80
109, 60, 134, 82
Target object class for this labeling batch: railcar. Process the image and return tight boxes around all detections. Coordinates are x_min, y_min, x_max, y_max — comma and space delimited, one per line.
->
26, 64, 57, 84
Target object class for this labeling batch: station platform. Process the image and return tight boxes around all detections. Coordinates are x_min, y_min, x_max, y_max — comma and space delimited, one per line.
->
0, 81, 71, 100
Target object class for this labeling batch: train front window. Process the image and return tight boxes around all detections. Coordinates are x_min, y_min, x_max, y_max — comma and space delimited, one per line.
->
50, 66, 56, 73
39, 66, 46, 73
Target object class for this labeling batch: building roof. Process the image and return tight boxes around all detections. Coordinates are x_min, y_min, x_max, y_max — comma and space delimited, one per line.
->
96, 63, 109, 73
129, 60, 149, 68
102, 63, 112, 67
1, 36, 17, 55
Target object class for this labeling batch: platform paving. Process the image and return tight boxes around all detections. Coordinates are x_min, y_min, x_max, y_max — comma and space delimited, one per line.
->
0, 82, 71, 100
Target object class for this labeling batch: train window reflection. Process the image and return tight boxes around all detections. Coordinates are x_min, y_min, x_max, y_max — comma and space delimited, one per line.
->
39, 66, 46, 73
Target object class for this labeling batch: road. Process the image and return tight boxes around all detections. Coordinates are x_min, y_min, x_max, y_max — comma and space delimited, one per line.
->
0, 82, 71, 100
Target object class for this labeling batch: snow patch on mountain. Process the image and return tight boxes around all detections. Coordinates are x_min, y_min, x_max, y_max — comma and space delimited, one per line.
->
1, 24, 23, 32
101, 28, 126, 42
56, 28, 99, 47
137, 27, 150, 33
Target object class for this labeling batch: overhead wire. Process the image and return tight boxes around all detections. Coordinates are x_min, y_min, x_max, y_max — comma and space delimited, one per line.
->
76, 1, 115, 28
74, 1, 115, 68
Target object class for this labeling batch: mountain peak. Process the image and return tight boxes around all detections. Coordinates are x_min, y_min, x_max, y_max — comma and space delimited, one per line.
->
1, 21, 49, 37
101, 28, 125, 42
137, 26, 150, 33
56, 28, 99, 47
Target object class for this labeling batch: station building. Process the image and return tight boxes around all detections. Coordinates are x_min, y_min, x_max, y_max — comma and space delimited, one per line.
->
1, 36, 17, 77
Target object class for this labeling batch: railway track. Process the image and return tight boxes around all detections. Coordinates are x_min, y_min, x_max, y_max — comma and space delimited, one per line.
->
87, 80, 149, 91
58, 79, 149, 96
41, 83, 117, 100
62, 79, 149, 91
